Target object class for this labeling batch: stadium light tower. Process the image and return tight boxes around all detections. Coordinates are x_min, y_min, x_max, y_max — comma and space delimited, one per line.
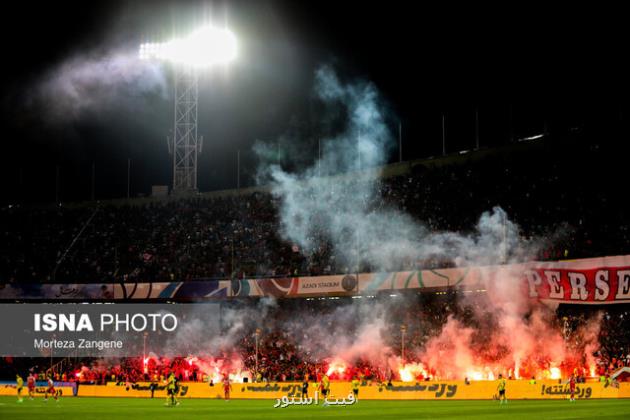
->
400, 324, 407, 363
139, 25, 237, 192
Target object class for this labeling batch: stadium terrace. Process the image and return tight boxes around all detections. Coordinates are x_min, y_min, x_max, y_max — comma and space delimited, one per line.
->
1, 1, 630, 417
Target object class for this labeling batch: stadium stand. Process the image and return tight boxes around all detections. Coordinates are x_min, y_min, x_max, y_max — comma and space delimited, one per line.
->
1, 140, 629, 284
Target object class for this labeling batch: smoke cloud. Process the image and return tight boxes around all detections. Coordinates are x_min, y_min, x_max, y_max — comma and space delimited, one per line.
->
244, 64, 602, 381
77, 65, 604, 383
31, 48, 168, 122
259, 65, 534, 273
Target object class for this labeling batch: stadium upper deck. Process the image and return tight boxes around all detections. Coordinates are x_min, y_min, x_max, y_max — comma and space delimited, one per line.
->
1, 138, 628, 284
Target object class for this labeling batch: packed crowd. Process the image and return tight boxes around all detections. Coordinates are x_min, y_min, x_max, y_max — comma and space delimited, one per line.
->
1, 295, 628, 383
1, 143, 629, 284
236, 296, 630, 383
559, 305, 630, 377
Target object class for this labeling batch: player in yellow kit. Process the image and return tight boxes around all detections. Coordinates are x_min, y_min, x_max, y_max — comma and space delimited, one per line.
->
320, 374, 331, 406
165, 373, 179, 406
497, 374, 507, 405
16, 374, 24, 403
351, 376, 360, 400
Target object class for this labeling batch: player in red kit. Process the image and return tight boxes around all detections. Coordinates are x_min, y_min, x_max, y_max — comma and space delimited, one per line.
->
568, 373, 576, 402
223, 375, 232, 401
44, 376, 58, 402
27, 373, 36, 400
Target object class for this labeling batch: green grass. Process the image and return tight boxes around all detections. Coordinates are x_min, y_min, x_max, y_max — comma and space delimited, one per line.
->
1, 396, 629, 419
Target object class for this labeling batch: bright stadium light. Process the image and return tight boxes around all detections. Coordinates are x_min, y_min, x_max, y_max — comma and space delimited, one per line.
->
139, 24, 237, 192
139, 25, 237, 67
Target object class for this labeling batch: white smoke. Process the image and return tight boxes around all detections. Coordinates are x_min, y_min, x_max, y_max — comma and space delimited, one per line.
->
77, 65, 593, 382
161, 298, 277, 357
243, 65, 603, 381
261, 65, 534, 273
32, 48, 167, 122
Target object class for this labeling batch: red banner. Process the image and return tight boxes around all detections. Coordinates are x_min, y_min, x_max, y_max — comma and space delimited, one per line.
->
525, 265, 630, 303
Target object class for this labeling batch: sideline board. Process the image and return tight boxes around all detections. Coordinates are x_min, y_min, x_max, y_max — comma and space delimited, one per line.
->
74, 380, 630, 400
0, 384, 75, 397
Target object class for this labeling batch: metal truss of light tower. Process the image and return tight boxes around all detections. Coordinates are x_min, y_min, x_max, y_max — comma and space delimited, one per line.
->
169, 64, 202, 192
139, 25, 237, 193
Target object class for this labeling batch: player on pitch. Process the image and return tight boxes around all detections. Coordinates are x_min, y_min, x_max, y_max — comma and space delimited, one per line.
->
223, 375, 232, 401
27, 372, 36, 400
16, 374, 24, 403
44, 375, 59, 402
165, 372, 179, 406
497, 374, 507, 405
320, 374, 330, 406
351, 376, 360, 400
567, 373, 577, 402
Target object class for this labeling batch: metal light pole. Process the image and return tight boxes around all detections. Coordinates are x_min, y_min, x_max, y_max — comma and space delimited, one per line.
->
143, 332, 148, 374
169, 64, 201, 192
230, 240, 235, 276
475, 108, 480, 150
50, 333, 56, 373
509, 104, 514, 143
400, 324, 407, 363
441, 114, 446, 156
127, 158, 131, 199
55, 166, 60, 203
237, 150, 240, 189
398, 121, 402, 163
140, 25, 236, 194
254, 328, 261, 380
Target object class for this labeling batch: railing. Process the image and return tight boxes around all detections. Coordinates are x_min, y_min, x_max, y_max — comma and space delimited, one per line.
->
46, 357, 73, 377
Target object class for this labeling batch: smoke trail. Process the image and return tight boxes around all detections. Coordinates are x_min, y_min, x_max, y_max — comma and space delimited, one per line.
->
259, 65, 534, 273
31, 48, 167, 122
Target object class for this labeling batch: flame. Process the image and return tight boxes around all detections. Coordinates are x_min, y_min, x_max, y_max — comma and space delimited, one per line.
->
464, 367, 495, 381
467, 370, 484, 381
126, 349, 594, 385
192, 356, 251, 383
326, 359, 347, 377
399, 363, 428, 382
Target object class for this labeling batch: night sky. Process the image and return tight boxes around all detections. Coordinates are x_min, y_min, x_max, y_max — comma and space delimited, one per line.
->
1, 1, 628, 203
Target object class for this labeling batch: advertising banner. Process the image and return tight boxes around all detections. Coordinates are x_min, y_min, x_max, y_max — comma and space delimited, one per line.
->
2, 255, 630, 304
73, 380, 630, 400
0, 381, 75, 397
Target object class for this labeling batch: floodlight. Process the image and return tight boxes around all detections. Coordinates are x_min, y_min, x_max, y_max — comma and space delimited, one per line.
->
139, 25, 237, 68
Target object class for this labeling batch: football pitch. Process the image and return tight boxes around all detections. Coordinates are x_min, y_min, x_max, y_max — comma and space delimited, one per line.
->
1, 397, 630, 419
